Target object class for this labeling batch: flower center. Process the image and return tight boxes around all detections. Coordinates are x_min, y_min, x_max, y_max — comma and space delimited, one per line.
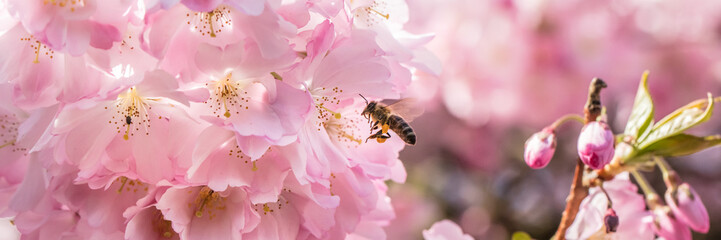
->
354, 0, 391, 27
186, 6, 233, 38
192, 187, 227, 220
206, 73, 250, 118
325, 116, 363, 145
43, 0, 85, 12
110, 87, 152, 140
151, 209, 175, 238
20, 36, 54, 64
310, 87, 344, 127
226, 140, 259, 171
118, 34, 136, 54
0, 113, 25, 153
252, 188, 292, 215
308, 87, 363, 145
115, 176, 149, 194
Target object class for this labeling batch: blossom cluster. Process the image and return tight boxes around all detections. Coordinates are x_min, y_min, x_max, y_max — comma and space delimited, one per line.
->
524, 73, 716, 239
0, 0, 438, 239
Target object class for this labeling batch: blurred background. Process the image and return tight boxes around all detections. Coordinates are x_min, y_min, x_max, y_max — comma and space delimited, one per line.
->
387, 0, 721, 239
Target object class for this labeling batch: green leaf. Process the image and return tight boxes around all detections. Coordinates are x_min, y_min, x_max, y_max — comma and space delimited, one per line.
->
636, 134, 721, 157
638, 94, 714, 150
624, 71, 655, 141
511, 231, 532, 240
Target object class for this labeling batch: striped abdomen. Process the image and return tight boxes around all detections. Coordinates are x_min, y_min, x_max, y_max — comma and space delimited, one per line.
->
387, 115, 416, 145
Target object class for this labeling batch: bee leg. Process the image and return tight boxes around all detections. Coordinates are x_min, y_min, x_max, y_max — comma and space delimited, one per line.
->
376, 132, 389, 143
366, 129, 384, 143
370, 121, 379, 134
365, 133, 376, 143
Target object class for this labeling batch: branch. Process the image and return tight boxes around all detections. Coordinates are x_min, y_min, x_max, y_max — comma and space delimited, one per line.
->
554, 78, 606, 240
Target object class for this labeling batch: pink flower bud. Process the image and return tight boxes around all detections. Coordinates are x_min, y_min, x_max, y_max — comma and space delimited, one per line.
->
524, 127, 556, 169
665, 183, 709, 233
652, 209, 692, 240
604, 208, 619, 233
577, 121, 615, 169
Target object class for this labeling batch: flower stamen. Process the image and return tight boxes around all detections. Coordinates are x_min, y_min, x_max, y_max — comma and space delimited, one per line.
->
186, 6, 232, 38
207, 73, 250, 118
117, 176, 128, 193
151, 209, 175, 238
318, 104, 342, 119
367, 7, 389, 20
113, 87, 152, 140
193, 187, 226, 219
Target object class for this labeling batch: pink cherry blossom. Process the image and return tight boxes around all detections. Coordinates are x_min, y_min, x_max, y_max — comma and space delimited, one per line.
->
52, 70, 202, 184
566, 173, 654, 240
652, 208, 692, 240
665, 183, 709, 233
187, 126, 291, 200
422, 219, 474, 240
0, 0, 435, 238
156, 186, 260, 240
6, 0, 136, 56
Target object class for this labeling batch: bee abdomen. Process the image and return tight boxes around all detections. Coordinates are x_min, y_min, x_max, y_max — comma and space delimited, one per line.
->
388, 115, 416, 145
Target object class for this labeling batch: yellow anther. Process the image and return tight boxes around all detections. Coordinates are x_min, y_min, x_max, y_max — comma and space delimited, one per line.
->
270, 72, 283, 80
368, 7, 389, 19
318, 104, 342, 119
117, 177, 128, 193
123, 123, 131, 140
33, 42, 41, 64
0, 140, 15, 149
208, 11, 217, 38
252, 161, 258, 171
195, 187, 223, 218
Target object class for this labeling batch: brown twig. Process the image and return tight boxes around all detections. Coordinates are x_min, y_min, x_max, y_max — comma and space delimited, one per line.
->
554, 78, 606, 240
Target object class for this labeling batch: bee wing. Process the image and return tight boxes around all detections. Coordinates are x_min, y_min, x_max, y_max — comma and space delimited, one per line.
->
387, 98, 424, 122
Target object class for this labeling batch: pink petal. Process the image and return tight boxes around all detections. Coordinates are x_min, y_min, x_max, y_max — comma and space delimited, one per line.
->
8, 154, 44, 212
89, 22, 122, 50
180, 0, 223, 12
422, 220, 474, 240
276, 0, 310, 28
126, 206, 180, 240
65, 20, 92, 56
231, 5, 295, 59
194, 42, 244, 77
228, 0, 265, 16
244, 199, 300, 240
131, 112, 174, 183
234, 135, 273, 160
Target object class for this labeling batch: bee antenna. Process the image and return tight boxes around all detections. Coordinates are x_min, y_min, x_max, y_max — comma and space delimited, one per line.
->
359, 94, 369, 105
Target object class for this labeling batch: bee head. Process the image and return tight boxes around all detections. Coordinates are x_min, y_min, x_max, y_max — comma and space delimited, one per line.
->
361, 102, 376, 118
359, 94, 372, 119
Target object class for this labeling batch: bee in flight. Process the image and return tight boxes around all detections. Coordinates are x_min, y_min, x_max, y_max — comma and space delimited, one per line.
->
359, 94, 423, 145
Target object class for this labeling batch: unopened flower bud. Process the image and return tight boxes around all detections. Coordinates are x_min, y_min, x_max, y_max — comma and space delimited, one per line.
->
652, 208, 692, 240
524, 127, 556, 169
665, 183, 709, 233
604, 208, 619, 233
577, 121, 614, 169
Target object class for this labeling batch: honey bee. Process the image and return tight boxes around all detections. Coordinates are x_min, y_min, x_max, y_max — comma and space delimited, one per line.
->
360, 94, 423, 145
